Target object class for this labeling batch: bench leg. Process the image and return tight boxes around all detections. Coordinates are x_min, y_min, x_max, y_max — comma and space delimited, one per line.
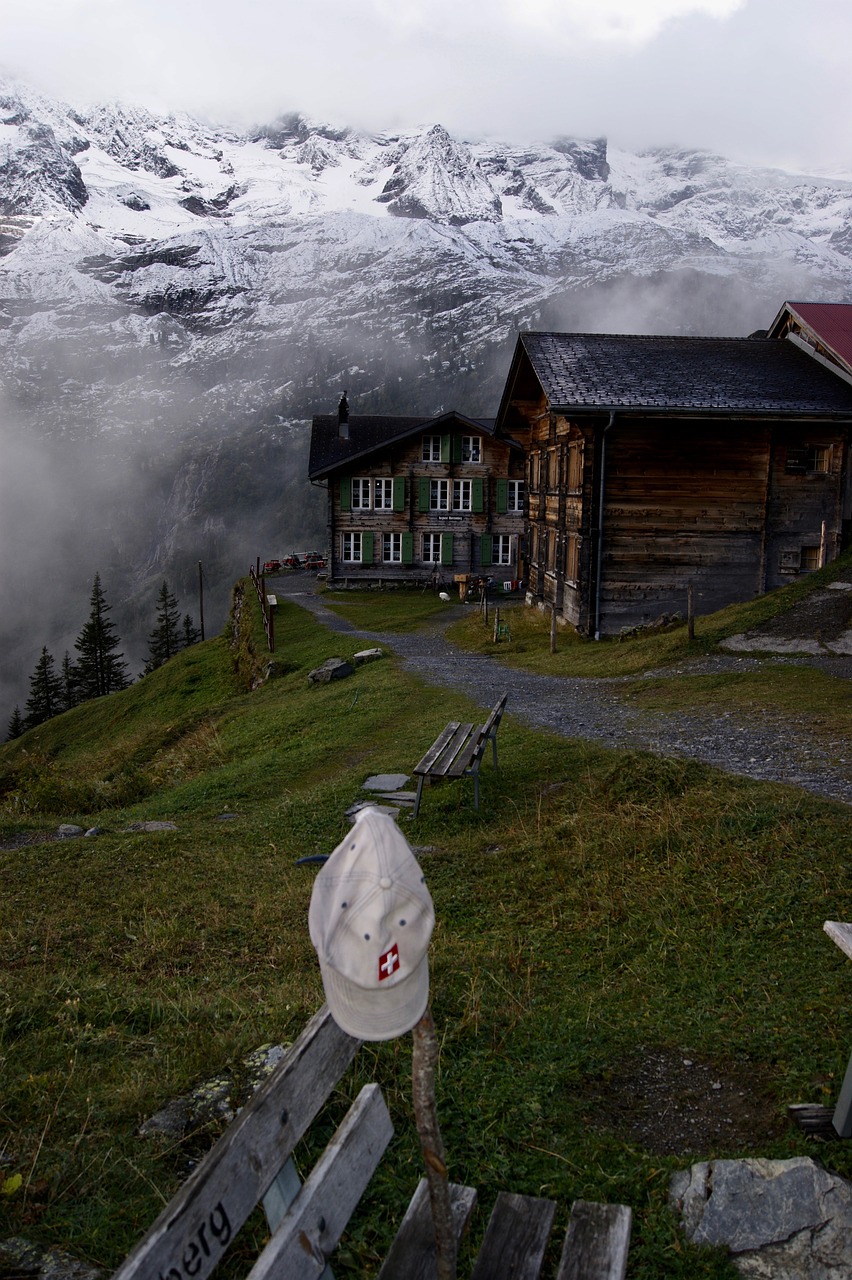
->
413, 775, 425, 819
491, 732, 498, 770
833, 1047, 852, 1137
473, 770, 480, 811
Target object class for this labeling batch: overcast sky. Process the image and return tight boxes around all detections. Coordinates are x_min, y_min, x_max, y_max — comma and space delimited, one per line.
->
1, 0, 849, 174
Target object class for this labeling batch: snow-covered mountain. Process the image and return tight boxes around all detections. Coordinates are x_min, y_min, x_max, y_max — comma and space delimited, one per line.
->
1, 75, 851, 715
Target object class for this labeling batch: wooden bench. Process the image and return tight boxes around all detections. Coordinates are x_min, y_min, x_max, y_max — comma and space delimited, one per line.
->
115, 1005, 631, 1280
412, 694, 508, 818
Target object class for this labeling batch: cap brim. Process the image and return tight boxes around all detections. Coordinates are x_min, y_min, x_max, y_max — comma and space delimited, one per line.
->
319, 955, 430, 1042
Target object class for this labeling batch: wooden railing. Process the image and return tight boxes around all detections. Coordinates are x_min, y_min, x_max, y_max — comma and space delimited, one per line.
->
249, 560, 275, 652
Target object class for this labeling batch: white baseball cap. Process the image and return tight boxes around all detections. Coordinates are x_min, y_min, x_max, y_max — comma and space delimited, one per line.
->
308, 807, 435, 1041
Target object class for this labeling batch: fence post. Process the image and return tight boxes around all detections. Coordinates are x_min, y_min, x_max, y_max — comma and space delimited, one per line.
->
550, 605, 557, 654
493, 608, 500, 644
687, 584, 695, 641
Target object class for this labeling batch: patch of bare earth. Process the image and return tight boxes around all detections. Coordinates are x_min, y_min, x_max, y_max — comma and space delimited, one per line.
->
580, 1048, 783, 1156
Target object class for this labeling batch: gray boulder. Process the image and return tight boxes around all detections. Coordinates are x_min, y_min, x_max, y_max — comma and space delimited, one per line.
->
308, 657, 354, 684
671, 1156, 852, 1278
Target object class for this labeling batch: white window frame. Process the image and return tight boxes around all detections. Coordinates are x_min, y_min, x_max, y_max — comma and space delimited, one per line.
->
495, 535, 513, 566
452, 479, 472, 511
422, 533, 442, 563
461, 436, 481, 463
351, 478, 371, 510
507, 480, 524, 513
374, 478, 394, 510
341, 533, 362, 563
383, 532, 403, 563
430, 479, 450, 511
422, 435, 441, 462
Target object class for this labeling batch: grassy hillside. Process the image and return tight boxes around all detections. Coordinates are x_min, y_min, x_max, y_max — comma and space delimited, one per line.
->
2, 580, 852, 1278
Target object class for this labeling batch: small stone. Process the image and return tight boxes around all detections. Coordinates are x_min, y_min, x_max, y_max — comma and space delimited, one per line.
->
57, 824, 84, 838
124, 821, 178, 832
308, 657, 355, 684
83, 827, 102, 838
353, 648, 384, 664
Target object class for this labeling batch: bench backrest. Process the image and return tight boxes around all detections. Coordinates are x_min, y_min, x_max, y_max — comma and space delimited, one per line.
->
481, 693, 508, 742
115, 1007, 363, 1280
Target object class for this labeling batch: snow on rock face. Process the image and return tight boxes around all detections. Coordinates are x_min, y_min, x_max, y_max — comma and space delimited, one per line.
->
376, 125, 503, 225
0, 98, 87, 216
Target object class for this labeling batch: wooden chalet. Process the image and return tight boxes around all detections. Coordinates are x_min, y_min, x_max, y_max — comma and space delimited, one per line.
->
308, 398, 528, 586
494, 331, 852, 636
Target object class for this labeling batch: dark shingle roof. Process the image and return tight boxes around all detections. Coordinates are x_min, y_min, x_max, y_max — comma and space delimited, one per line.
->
518, 332, 852, 416
309, 412, 497, 479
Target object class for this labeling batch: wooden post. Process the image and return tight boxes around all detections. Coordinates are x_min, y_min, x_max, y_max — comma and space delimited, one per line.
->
412, 1009, 456, 1280
550, 605, 557, 654
687, 584, 695, 641
493, 608, 500, 643
198, 561, 205, 641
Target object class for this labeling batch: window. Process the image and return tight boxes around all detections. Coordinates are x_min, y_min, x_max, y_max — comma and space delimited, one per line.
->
351, 478, 371, 509
422, 435, 441, 462
383, 533, 402, 563
461, 436, 481, 463
567, 441, 583, 491
422, 533, 442, 563
507, 480, 524, 512
342, 533, 362, 563
374, 478, 394, 510
430, 479, 450, 510
786, 445, 830, 474
800, 545, 822, 572
452, 479, 472, 511
565, 533, 580, 582
495, 535, 513, 565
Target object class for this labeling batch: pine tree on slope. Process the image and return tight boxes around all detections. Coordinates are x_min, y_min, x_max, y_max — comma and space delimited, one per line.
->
182, 613, 201, 648
7, 705, 24, 741
24, 647, 64, 729
74, 573, 130, 700
144, 580, 182, 673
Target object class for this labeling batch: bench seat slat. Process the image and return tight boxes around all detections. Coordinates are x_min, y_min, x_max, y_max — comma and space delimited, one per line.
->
414, 721, 464, 775
377, 1178, 477, 1280
556, 1201, 632, 1280
470, 1192, 557, 1280
113, 1005, 358, 1280
415, 724, 475, 778
248, 1084, 393, 1280
444, 726, 488, 777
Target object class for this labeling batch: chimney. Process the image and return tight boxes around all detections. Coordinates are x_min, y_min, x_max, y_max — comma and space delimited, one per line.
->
337, 391, 349, 440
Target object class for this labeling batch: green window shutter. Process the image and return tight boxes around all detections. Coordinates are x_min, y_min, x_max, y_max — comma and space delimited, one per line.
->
401, 532, 413, 565
361, 532, 373, 564
440, 434, 451, 463
496, 479, 508, 514
418, 477, 430, 512
340, 476, 351, 512
480, 533, 493, 566
441, 533, 454, 566
393, 477, 405, 511
451, 435, 462, 463
472, 478, 484, 513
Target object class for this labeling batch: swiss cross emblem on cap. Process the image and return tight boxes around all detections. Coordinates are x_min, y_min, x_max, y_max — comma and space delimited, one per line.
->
378, 943, 400, 981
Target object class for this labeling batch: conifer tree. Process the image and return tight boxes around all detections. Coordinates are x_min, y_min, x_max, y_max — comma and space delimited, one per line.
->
60, 651, 80, 711
74, 573, 130, 700
182, 612, 201, 648
6, 705, 24, 741
24, 647, 63, 729
144, 580, 183, 673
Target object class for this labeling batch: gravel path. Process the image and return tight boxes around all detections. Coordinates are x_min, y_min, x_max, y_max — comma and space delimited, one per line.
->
282, 582, 852, 808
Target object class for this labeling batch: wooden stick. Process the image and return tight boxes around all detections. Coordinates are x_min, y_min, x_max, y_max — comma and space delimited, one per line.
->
411, 1008, 456, 1280
687, 583, 695, 641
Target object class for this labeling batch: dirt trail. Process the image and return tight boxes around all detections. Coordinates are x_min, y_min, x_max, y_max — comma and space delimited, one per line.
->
280, 580, 852, 808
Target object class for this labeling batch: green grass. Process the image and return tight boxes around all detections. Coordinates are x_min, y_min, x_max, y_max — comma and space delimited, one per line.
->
447, 547, 852, 679
319, 587, 451, 632
2, 580, 852, 1277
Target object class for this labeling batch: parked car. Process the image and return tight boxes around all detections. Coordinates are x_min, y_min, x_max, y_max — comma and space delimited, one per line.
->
282, 554, 302, 569
303, 552, 326, 571
263, 559, 281, 574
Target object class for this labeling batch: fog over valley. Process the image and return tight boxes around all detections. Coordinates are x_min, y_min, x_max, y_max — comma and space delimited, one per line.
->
1, 65, 851, 720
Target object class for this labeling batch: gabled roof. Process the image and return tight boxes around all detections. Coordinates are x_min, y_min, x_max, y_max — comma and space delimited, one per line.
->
767, 301, 852, 375
309, 410, 499, 479
495, 332, 852, 425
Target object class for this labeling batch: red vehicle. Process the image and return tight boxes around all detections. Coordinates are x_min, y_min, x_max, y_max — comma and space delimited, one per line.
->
282, 554, 302, 569
303, 552, 326, 571
263, 559, 281, 574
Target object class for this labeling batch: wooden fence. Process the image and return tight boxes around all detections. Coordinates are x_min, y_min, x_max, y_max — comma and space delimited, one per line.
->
249, 560, 275, 652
